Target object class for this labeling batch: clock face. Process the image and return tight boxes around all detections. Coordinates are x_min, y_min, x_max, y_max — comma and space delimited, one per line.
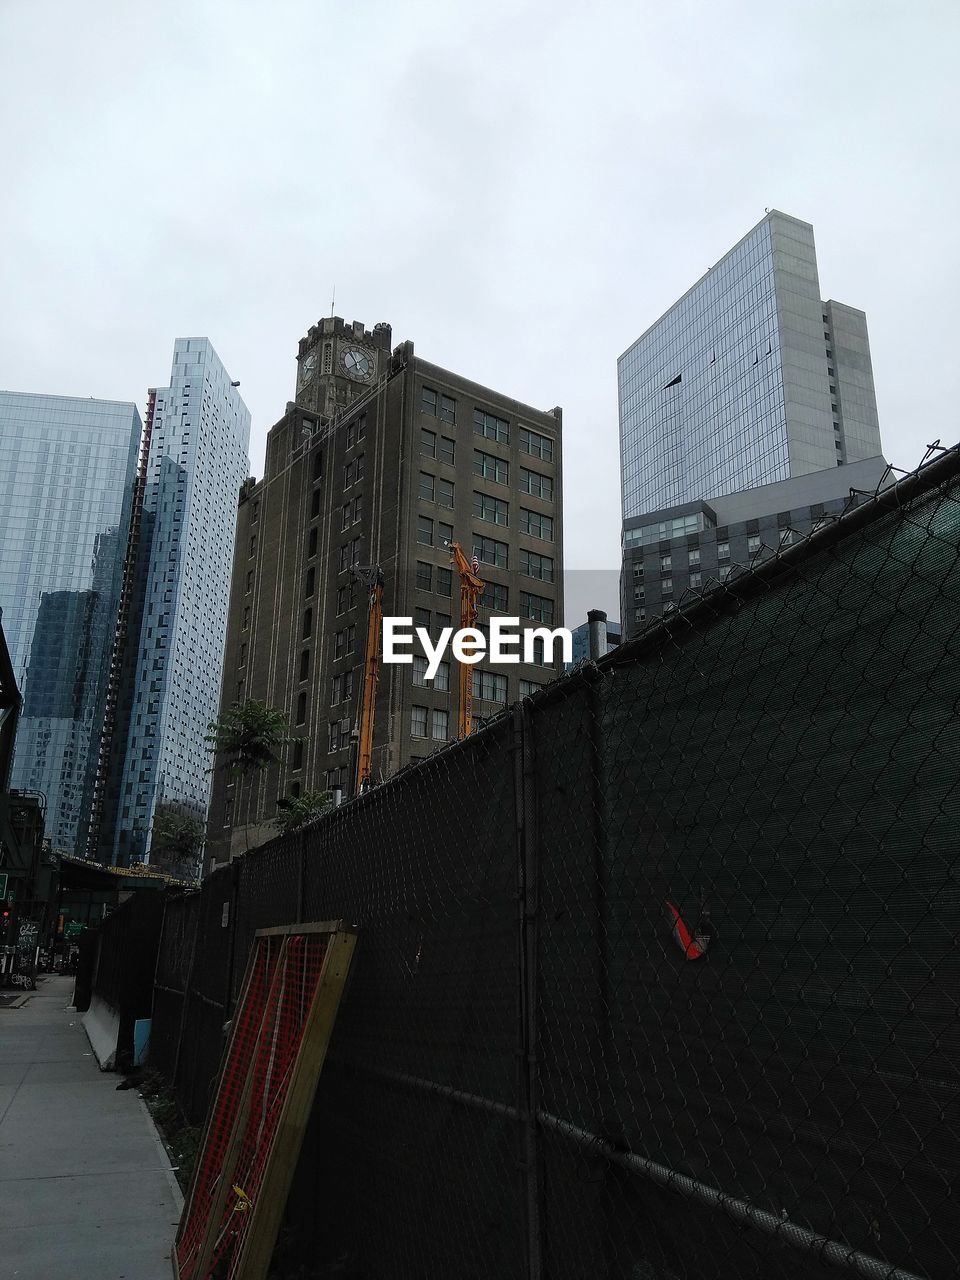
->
340, 346, 375, 382
299, 351, 317, 386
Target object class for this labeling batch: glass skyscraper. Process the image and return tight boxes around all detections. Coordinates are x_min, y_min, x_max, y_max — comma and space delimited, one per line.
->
94, 339, 250, 869
618, 211, 882, 521
0, 393, 141, 851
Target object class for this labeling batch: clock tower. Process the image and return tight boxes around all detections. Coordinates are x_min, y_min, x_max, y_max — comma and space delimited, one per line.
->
295, 317, 393, 418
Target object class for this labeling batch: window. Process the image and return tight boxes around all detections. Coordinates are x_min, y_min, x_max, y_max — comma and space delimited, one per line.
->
474, 408, 509, 442
436, 567, 452, 597
474, 450, 508, 484
249, 534, 257, 557
296, 692, 307, 725
421, 388, 456, 422
431, 708, 449, 741
438, 521, 453, 547
473, 669, 508, 704
474, 492, 509, 525
417, 515, 434, 546
719, 565, 732, 581
311, 489, 322, 519
419, 472, 435, 502
519, 679, 543, 697
299, 649, 310, 681
520, 467, 553, 500
308, 527, 318, 557
344, 460, 356, 489
747, 535, 761, 554
689, 571, 702, 589
411, 704, 428, 738
291, 740, 303, 770
520, 592, 554, 624
660, 554, 672, 572
635, 608, 646, 623
326, 767, 344, 791
520, 509, 553, 540
242, 606, 250, 629
435, 477, 454, 508
438, 435, 456, 465
313, 450, 323, 481
420, 427, 437, 458
779, 529, 794, 548
474, 536, 508, 569
414, 607, 431, 630
661, 578, 673, 594
520, 549, 554, 582
413, 656, 451, 690
245, 569, 254, 592
328, 719, 349, 753
634, 586, 644, 602
336, 581, 357, 614
331, 673, 343, 705
519, 427, 553, 461
355, 454, 365, 481
433, 612, 452, 635
717, 541, 730, 561
334, 625, 355, 659
633, 562, 644, 579
481, 581, 508, 611
341, 503, 351, 532
305, 567, 315, 597
416, 561, 433, 591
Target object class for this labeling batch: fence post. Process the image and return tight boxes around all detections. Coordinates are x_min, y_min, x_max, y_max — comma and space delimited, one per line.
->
223, 855, 242, 1020
513, 701, 543, 1280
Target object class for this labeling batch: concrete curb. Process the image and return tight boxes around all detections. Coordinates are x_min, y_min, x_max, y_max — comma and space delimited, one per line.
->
138, 1095, 185, 1215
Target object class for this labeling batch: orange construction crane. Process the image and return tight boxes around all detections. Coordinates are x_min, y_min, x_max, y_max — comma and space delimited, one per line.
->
354, 566, 383, 794
448, 541, 484, 739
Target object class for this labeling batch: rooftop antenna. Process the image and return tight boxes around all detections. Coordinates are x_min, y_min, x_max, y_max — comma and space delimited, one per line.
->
331, 285, 336, 317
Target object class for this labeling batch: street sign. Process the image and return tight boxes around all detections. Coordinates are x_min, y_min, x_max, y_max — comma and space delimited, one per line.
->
0, 872, 7, 900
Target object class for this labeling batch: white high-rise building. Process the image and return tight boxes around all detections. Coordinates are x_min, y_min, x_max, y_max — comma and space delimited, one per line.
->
96, 339, 250, 869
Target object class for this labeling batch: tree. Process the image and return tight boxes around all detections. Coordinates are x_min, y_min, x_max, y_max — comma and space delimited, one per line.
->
151, 811, 205, 880
274, 790, 333, 834
206, 700, 295, 852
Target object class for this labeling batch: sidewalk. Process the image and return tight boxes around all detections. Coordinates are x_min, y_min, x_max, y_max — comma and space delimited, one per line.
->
0, 975, 182, 1279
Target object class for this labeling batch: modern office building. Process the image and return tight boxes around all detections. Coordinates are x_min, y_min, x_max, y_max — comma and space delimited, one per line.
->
0, 393, 141, 852
618, 210, 882, 521
623, 455, 890, 633
90, 340, 250, 869
207, 316, 563, 865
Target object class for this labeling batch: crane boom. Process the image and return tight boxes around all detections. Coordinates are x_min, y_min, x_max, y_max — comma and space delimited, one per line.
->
354, 567, 383, 793
448, 542, 484, 739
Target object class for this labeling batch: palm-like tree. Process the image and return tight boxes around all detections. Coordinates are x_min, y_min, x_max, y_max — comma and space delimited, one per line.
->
206, 700, 294, 853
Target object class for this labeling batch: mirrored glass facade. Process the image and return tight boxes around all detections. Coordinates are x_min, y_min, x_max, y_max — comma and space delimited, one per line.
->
100, 340, 250, 868
0, 393, 141, 851
618, 211, 882, 522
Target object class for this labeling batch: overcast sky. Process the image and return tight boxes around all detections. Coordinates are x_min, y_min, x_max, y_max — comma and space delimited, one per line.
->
1, 1, 957, 621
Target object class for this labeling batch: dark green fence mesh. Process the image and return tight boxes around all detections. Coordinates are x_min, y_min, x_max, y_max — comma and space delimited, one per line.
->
151, 445, 960, 1279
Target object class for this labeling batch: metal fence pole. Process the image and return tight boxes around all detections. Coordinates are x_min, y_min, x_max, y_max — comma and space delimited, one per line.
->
514, 701, 543, 1280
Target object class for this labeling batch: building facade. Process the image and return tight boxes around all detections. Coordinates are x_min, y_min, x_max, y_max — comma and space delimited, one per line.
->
92, 340, 250, 868
618, 210, 882, 521
207, 317, 563, 865
622, 455, 890, 635
0, 393, 141, 853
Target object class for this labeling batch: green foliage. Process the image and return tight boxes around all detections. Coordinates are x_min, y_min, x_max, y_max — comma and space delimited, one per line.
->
151, 812, 205, 860
206, 700, 294, 779
274, 790, 333, 833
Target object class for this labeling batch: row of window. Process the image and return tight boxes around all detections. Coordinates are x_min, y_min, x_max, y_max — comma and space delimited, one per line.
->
472, 450, 553, 498
420, 387, 555, 461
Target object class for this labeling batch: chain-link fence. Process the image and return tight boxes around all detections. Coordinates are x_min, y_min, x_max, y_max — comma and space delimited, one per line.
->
153, 445, 960, 1279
